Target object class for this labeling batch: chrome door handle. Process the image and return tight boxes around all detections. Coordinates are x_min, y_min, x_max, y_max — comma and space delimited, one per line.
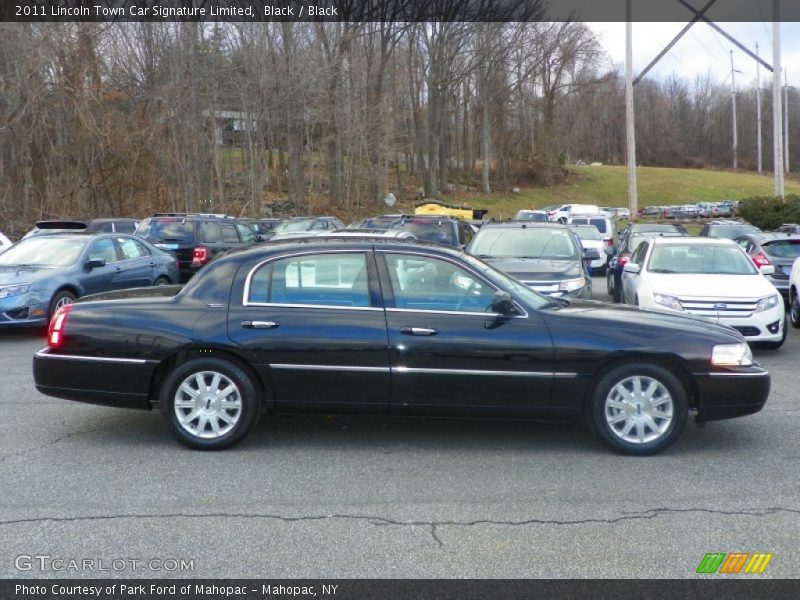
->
241, 321, 279, 329
399, 326, 438, 336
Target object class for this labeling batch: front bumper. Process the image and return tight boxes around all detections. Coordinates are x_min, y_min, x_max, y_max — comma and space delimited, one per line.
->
0, 292, 50, 327
693, 366, 770, 422
33, 347, 157, 409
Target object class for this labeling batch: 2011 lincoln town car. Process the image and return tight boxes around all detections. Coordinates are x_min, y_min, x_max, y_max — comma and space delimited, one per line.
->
33, 239, 770, 455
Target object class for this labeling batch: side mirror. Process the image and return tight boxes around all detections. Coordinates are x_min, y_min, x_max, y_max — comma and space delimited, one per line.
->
759, 265, 775, 276
490, 291, 517, 315
85, 257, 105, 270
623, 263, 641, 274
583, 249, 601, 261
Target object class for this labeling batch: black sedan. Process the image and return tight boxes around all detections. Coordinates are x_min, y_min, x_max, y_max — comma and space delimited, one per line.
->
1, 232, 179, 327
33, 239, 770, 455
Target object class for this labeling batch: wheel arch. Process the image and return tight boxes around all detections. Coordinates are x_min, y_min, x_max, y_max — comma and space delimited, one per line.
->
147, 346, 273, 410
582, 353, 699, 412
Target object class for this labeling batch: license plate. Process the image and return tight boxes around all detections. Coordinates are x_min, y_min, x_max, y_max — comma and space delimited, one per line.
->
155, 243, 179, 250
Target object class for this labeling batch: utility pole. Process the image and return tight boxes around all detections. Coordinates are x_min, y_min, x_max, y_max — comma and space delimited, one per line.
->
730, 51, 738, 169
756, 42, 762, 173
784, 68, 790, 173
625, 1, 638, 218
773, 11, 784, 198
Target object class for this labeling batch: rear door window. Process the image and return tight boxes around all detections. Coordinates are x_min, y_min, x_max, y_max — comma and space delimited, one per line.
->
220, 223, 240, 243
199, 222, 220, 243
247, 253, 371, 308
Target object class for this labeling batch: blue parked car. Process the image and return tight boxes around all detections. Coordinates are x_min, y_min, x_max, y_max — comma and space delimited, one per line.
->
0, 233, 180, 327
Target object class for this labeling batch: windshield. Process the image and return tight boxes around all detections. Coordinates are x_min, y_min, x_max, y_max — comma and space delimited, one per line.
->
763, 239, 800, 258
571, 225, 602, 241
275, 219, 315, 233
388, 220, 456, 244
0, 237, 87, 267
136, 218, 194, 242
709, 225, 760, 239
460, 253, 553, 310
470, 227, 579, 260
647, 243, 758, 275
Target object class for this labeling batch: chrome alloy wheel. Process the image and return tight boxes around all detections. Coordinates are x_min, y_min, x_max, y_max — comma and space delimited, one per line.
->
173, 371, 242, 439
604, 375, 674, 444
54, 295, 73, 310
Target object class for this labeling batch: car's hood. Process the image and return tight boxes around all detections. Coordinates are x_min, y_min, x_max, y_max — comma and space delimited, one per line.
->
645, 273, 776, 298
554, 299, 743, 341
484, 257, 581, 280
0, 265, 61, 285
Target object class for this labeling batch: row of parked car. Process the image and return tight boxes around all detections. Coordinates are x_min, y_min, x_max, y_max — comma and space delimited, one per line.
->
3, 209, 799, 352
640, 200, 738, 219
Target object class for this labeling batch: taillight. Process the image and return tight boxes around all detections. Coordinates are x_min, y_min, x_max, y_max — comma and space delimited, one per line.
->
752, 252, 770, 267
191, 247, 209, 267
48, 304, 72, 348
618, 255, 630, 268
606, 239, 614, 246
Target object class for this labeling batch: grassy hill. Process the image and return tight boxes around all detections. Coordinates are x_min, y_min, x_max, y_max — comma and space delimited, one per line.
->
442, 165, 800, 221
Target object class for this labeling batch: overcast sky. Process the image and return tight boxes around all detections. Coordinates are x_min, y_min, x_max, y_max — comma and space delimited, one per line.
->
588, 22, 800, 89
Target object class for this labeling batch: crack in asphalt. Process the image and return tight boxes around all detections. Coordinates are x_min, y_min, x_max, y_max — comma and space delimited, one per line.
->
0, 418, 150, 464
0, 507, 796, 547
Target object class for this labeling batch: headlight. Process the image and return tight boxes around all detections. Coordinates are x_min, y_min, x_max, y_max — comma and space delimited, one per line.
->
559, 277, 586, 292
653, 293, 684, 311
0, 284, 32, 299
754, 294, 780, 313
711, 343, 754, 366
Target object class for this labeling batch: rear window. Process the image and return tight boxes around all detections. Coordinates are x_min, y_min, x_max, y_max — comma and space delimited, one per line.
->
588, 219, 609, 233
763, 240, 800, 258
389, 220, 456, 245
136, 218, 195, 243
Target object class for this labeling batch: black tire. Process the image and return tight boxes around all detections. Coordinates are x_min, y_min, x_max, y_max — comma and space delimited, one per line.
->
48, 289, 77, 320
760, 315, 788, 350
790, 291, 800, 329
154, 276, 171, 286
587, 362, 688, 456
606, 272, 614, 296
160, 357, 260, 450
558, 217, 567, 224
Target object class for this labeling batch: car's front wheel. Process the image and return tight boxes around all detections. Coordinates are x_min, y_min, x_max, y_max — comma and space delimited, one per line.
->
587, 362, 688, 455
760, 314, 788, 349
48, 289, 76, 320
790, 291, 800, 328
160, 358, 260, 450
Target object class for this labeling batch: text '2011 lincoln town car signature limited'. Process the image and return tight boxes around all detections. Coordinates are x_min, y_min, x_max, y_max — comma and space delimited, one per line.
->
33, 239, 770, 455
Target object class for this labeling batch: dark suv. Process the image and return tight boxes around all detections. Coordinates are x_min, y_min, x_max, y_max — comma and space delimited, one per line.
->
387, 215, 474, 248
135, 214, 257, 282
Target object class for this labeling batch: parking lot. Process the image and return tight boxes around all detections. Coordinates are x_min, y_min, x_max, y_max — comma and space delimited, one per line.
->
0, 279, 797, 579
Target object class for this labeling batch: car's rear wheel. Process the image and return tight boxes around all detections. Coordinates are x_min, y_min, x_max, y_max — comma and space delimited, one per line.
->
48, 289, 76, 320
588, 362, 688, 455
154, 276, 171, 286
160, 358, 260, 450
790, 291, 800, 328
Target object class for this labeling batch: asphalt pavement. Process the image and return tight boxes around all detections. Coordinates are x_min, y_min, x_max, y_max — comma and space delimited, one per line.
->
0, 279, 797, 579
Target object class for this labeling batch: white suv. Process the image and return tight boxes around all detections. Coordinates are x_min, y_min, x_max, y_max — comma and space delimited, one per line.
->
789, 257, 800, 328
621, 237, 787, 348
548, 204, 600, 223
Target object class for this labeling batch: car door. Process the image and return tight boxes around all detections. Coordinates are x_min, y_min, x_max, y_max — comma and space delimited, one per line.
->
115, 236, 153, 287
621, 240, 649, 304
227, 249, 390, 411
81, 237, 125, 294
377, 250, 554, 416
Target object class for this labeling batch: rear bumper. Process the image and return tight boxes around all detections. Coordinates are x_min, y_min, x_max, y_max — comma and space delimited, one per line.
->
33, 348, 157, 409
693, 367, 771, 422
